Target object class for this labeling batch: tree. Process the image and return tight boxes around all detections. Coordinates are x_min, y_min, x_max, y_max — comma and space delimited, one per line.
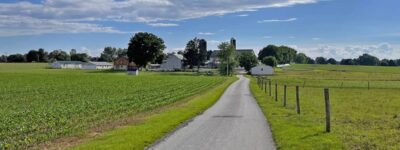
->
37, 48, 48, 62
388, 59, 397, 66
295, 53, 308, 64
116, 48, 128, 57
327, 58, 337, 64
357, 54, 380, 66
206, 50, 213, 60
153, 52, 166, 64
380, 59, 389, 66
258, 45, 279, 60
217, 42, 237, 76
315, 57, 327, 64
238, 52, 258, 73
262, 56, 277, 67
49, 50, 70, 61
100, 47, 117, 62
258, 45, 297, 64
7, 54, 25, 62
340, 59, 355, 65
26, 50, 39, 62
183, 38, 207, 69
70, 53, 89, 62
127, 32, 166, 68
307, 57, 315, 64
183, 39, 200, 69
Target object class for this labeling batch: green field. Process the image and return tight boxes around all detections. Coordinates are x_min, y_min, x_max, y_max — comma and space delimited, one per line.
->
0, 63, 227, 149
250, 64, 400, 149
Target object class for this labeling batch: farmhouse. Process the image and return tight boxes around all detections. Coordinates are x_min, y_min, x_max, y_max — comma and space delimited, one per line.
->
82, 62, 113, 70
160, 54, 183, 71
113, 57, 129, 70
251, 64, 274, 76
208, 38, 255, 68
51, 61, 83, 69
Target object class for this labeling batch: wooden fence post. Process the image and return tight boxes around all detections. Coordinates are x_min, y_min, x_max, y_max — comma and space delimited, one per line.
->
269, 80, 272, 96
296, 86, 300, 114
264, 80, 267, 93
275, 83, 278, 102
283, 85, 287, 107
324, 88, 331, 133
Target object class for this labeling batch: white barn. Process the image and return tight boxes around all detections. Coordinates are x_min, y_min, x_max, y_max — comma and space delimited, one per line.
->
251, 64, 274, 76
160, 54, 183, 71
82, 62, 113, 70
51, 61, 82, 69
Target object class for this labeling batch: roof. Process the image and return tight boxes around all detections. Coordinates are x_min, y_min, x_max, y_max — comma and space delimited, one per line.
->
253, 64, 273, 68
167, 54, 183, 60
53, 61, 83, 64
88, 61, 113, 66
210, 49, 255, 58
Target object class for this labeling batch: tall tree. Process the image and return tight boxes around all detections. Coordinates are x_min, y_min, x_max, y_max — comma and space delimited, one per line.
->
26, 50, 39, 62
315, 57, 327, 64
357, 54, 380, 66
295, 53, 308, 64
49, 50, 70, 61
183, 39, 199, 69
262, 56, 277, 67
127, 32, 166, 68
238, 52, 258, 73
327, 58, 337, 64
217, 42, 236, 76
37, 48, 48, 62
183, 38, 207, 69
116, 48, 128, 57
70, 53, 89, 62
100, 47, 117, 62
258, 45, 297, 64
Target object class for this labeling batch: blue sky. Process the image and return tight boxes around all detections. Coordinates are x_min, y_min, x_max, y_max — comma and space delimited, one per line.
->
0, 0, 399, 60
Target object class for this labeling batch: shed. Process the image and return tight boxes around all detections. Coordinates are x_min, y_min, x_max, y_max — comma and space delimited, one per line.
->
251, 64, 274, 76
160, 54, 183, 71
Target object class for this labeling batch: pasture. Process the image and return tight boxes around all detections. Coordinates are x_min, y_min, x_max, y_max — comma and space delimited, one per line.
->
250, 64, 400, 149
0, 63, 227, 149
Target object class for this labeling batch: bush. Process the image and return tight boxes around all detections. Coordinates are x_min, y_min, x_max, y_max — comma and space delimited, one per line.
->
262, 56, 277, 67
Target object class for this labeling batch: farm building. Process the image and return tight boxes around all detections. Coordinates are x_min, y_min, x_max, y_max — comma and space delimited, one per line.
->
51, 61, 83, 69
148, 64, 161, 70
251, 64, 274, 76
114, 57, 129, 70
160, 54, 183, 71
82, 62, 113, 70
208, 38, 255, 68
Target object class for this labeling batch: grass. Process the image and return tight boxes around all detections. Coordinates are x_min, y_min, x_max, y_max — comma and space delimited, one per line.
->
250, 64, 400, 149
0, 63, 229, 149
73, 77, 237, 150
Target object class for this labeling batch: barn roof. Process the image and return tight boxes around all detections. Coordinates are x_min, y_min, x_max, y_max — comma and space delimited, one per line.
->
89, 61, 113, 66
54, 61, 83, 64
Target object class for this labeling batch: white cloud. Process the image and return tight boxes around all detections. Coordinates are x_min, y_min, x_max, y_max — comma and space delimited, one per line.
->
0, 0, 321, 36
198, 32, 215, 35
298, 43, 400, 60
0, 15, 123, 36
257, 18, 297, 23
148, 23, 179, 27
237, 14, 249, 17
312, 37, 321, 40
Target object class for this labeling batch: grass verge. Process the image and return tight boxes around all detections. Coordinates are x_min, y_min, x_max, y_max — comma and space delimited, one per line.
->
248, 76, 343, 150
71, 77, 237, 150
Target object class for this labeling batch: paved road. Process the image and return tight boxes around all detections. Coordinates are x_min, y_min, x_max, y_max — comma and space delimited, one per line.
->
149, 76, 276, 150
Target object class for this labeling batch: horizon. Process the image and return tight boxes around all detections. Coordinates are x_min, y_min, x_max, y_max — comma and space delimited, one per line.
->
0, 0, 399, 60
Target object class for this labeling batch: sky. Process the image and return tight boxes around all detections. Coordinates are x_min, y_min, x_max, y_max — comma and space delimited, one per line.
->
0, 0, 399, 60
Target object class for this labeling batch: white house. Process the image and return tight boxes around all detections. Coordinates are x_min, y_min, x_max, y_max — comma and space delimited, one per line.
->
82, 62, 113, 70
160, 54, 183, 71
113, 57, 129, 71
251, 64, 274, 76
51, 61, 83, 69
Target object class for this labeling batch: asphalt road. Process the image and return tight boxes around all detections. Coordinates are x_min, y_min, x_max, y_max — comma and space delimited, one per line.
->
148, 76, 276, 150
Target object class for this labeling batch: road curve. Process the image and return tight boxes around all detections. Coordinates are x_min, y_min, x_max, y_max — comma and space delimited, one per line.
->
148, 75, 276, 150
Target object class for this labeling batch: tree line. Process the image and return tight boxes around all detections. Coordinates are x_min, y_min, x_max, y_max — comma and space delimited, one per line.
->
257, 45, 400, 67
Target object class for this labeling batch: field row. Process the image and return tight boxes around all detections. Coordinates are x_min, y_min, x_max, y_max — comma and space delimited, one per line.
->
0, 71, 226, 149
